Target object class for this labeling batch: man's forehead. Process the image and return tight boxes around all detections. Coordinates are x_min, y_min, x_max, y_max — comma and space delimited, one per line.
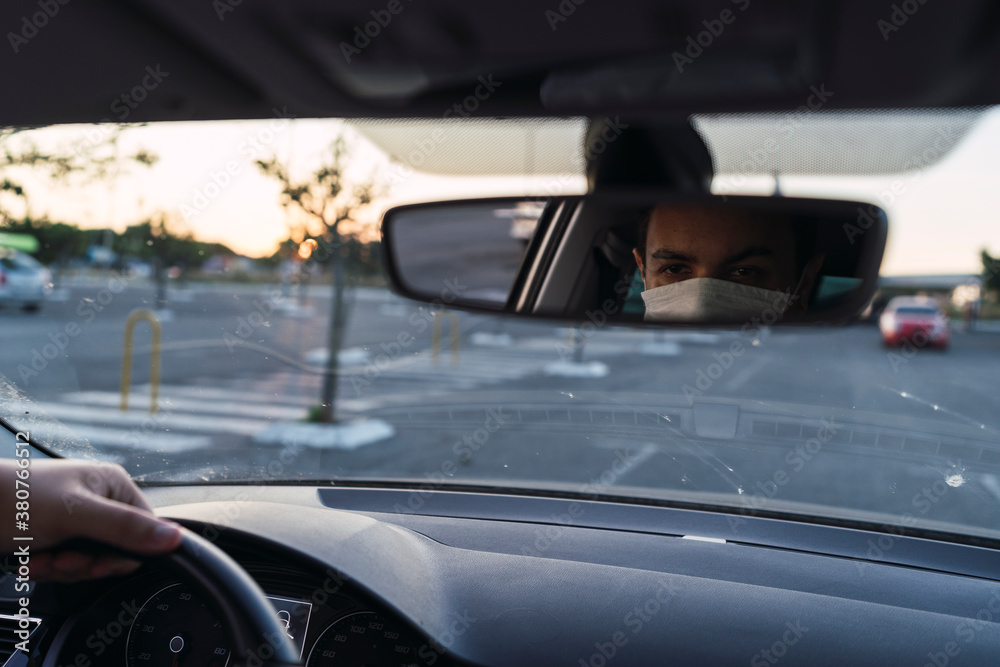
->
651, 204, 765, 228
647, 206, 794, 247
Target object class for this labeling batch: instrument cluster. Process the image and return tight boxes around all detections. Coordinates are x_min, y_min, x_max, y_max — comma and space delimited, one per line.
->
46, 561, 438, 667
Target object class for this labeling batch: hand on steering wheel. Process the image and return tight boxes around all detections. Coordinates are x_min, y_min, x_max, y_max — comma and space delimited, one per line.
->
1, 459, 182, 581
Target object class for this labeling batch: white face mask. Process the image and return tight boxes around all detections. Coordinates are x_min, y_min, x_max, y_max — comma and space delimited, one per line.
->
641, 277, 797, 322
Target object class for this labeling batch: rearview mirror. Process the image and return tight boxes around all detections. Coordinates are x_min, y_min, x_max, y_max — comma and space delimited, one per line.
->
380, 193, 887, 325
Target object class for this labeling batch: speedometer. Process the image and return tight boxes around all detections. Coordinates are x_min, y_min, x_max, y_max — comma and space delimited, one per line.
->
305, 611, 420, 667
125, 583, 230, 667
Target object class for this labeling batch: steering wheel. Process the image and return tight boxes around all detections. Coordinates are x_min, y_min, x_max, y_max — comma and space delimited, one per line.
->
63, 527, 300, 667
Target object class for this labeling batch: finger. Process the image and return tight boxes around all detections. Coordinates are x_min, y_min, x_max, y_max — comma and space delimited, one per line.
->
103, 466, 153, 512
33, 552, 141, 582
30, 553, 53, 581
67, 492, 183, 555
44, 570, 94, 583
89, 556, 142, 579
48, 551, 99, 582
81, 463, 153, 512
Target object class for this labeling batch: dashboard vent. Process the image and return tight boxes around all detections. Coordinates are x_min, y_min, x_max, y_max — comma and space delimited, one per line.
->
0, 614, 41, 666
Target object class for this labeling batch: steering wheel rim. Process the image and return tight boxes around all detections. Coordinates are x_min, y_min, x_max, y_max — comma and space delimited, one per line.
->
59, 528, 301, 666
157, 528, 300, 666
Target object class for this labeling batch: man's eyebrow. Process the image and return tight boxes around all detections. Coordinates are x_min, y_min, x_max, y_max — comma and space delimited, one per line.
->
722, 246, 775, 264
649, 246, 775, 263
649, 248, 696, 262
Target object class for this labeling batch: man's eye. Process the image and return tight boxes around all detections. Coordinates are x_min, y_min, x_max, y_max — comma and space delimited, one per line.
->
660, 264, 690, 275
730, 266, 761, 278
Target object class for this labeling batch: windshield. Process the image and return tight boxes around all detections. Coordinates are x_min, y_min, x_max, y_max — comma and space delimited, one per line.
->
896, 307, 938, 315
2, 112, 999, 542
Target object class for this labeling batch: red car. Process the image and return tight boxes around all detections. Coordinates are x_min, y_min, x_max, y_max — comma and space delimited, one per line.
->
879, 297, 951, 349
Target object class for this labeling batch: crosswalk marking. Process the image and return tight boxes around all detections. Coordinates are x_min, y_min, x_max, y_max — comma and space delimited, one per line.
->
17, 334, 647, 454
338, 345, 557, 389
54, 424, 212, 453
131, 383, 321, 407
63, 391, 306, 420
13, 400, 272, 436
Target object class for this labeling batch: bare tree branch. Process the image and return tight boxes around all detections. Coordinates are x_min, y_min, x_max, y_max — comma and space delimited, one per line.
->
0, 125, 158, 224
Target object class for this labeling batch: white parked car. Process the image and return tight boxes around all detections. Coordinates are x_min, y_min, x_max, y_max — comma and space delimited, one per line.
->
0, 248, 52, 312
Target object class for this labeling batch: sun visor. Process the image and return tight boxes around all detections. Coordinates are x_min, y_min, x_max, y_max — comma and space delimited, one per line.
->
348, 118, 587, 176
350, 110, 984, 179
692, 108, 985, 177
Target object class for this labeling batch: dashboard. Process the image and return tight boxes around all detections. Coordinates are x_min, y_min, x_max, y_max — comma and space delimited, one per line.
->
9, 484, 1000, 666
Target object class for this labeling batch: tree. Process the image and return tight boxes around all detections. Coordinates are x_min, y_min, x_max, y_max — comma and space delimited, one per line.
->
1, 217, 89, 265
0, 125, 157, 226
257, 136, 383, 424
0, 125, 159, 273
982, 249, 1000, 295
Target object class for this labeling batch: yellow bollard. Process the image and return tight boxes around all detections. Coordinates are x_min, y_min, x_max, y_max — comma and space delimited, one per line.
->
431, 311, 460, 367
120, 309, 161, 413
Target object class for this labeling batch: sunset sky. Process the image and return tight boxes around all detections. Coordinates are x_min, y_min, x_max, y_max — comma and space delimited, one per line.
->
3, 111, 999, 276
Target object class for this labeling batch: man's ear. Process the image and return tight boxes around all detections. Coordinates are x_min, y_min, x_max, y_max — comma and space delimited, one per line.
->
791, 253, 825, 312
632, 248, 646, 289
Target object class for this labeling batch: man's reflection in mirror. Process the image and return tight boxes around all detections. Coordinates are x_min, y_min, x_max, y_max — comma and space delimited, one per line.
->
632, 204, 825, 322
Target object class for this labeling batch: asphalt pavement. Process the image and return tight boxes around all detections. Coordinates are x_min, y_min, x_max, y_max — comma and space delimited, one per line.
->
2, 277, 999, 536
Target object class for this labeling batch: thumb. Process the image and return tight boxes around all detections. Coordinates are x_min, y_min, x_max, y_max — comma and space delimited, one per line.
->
70, 493, 183, 555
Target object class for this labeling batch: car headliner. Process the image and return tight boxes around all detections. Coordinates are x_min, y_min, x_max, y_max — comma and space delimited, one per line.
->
1, 0, 999, 126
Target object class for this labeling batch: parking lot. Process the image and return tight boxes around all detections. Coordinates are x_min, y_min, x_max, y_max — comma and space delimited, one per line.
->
2, 278, 998, 521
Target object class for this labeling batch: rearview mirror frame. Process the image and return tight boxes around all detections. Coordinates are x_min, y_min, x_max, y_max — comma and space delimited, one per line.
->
380, 192, 888, 326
